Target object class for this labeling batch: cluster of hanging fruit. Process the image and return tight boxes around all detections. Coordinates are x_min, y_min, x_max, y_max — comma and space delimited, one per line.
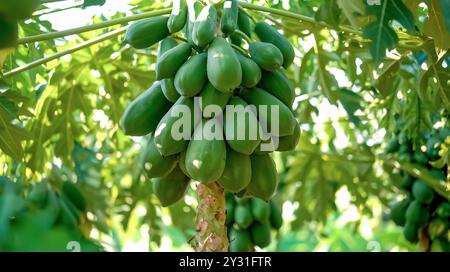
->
121, 0, 300, 207
386, 124, 449, 250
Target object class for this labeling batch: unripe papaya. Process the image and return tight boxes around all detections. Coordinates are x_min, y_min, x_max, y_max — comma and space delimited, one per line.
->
192, 5, 217, 48
428, 217, 448, 239
269, 201, 283, 229
167, 0, 188, 33
228, 228, 253, 252
384, 138, 400, 154
412, 151, 428, 165
153, 167, 190, 207
143, 136, 178, 178
125, 17, 170, 49
62, 181, 86, 211
254, 22, 295, 68
0, 18, 18, 49
236, 53, 261, 88
220, 0, 238, 36
154, 96, 201, 156
390, 199, 409, 226
157, 38, 178, 59
405, 200, 429, 226
412, 180, 434, 204
224, 96, 261, 155
277, 120, 300, 151
259, 69, 295, 107
249, 42, 283, 72
240, 87, 296, 137
250, 198, 270, 223
247, 154, 278, 201
218, 148, 251, 193
207, 37, 242, 93
0, 0, 39, 20
234, 202, 253, 228
156, 43, 192, 79
237, 9, 252, 38
161, 78, 181, 103
179, 150, 190, 177
185, 0, 203, 48
403, 222, 419, 243
253, 135, 277, 154
185, 118, 227, 183
200, 82, 231, 117
175, 53, 208, 97
121, 82, 172, 136
225, 194, 235, 226
436, 202, 450, 218
250, 222, 271, 248
400, 174, 414, 189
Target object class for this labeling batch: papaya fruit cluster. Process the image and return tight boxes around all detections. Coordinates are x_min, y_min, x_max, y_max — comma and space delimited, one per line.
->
122, 0, 300, 207
0, 177, 101, 251
0, 0, 39, 49
225, 193, 282, 252
386, 126, 449, 249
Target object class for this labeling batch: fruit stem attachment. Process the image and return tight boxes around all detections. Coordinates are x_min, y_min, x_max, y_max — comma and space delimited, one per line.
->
234, 29, 252, 44
3, 26, 127, 78
230, 43, 248, 56
195, 182, 228, 252
18, 8, 171, 44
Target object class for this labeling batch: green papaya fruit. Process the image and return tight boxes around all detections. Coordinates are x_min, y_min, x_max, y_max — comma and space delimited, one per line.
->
429, 169, 445, 180
250, 198, 270, 223
400, 174, 414, 189
228, 228, 253, 252
157, 37, 178, 59
259, 69, 295, 107
237, 9, 252, 38
161, 78, 181, 103
240, 87, 296, 137
62, 181, 86, 211
412, 180, 434, 204
192, 5, 217, 48
0, 0, 39, 20
179, 150, 190, 177
156, 43, 192, 79
247, 154, 278, 201
175, 53, 208, 97
412, 151, 428, 165
390, 199, 409, 226
253, 135, 277, 154
185, 118, 227, 183
403, 222, 419, 243
153, 167, 190, 207
224, 96, 261, 155
249, 42, 283, 72
167, 0, 188, 33
405, 200, 429, 226
125, 16, 170, 49
436, 202, 450, 218
234, 202, 253, 228
28, 182, 48, 206
236, 53, 261, 88
154, 96, 201, 156
218, 148, 251, 193
426, 137, 440, 160
200, 82, 231, 117
225, 194, 235, 226
384, 138, 400, 154
277, 120, 300, 151
0, 18, 18, 49
143, 136, 178, 178
220, 0, 238, 36
250, 222, 271, 248
207, 37, 242, 93
229, 33, 243, 46
254, 22, 295, 68
185, 0, 203, 48
121, 82, 172, 136
269, 201, 283, 229
428, 217, 448, 239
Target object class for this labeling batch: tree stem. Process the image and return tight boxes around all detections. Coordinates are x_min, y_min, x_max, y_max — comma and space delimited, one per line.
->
195, 182, 228, 252
18, 8, 171, 44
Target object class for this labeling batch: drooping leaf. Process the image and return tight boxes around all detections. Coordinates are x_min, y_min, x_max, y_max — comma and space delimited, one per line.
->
363, 21, 399, 62
424, 0, 450, 49
315, 0, 341, 26
336, 0, 366, 28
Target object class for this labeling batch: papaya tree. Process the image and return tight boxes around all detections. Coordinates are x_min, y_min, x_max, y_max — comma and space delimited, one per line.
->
0, 0, 449, 252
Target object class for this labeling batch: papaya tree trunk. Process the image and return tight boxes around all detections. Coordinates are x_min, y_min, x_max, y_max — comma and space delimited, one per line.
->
195, 182, 228, 252
419, 227, 431, 252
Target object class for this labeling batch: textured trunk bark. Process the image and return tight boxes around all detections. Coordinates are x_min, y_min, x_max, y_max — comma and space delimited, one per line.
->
195, 182, 228, 252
